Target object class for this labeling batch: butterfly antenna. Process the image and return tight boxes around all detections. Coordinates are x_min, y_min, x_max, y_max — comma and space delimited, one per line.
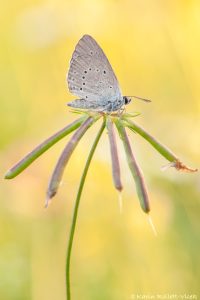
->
128, 96, 151, 103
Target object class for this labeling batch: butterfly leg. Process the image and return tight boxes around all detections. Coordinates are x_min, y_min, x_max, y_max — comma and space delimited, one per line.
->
97, 103, 113, 114
117, 105, 125, 117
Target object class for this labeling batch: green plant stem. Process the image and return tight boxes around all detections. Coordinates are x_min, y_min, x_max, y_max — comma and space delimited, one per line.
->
115, 118, 150, 213
66, 118, 105, 300
5, 115, 88, 179
122, 118, 178, 162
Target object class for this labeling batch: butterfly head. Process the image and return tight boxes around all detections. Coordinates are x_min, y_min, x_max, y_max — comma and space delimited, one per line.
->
123, 96, 132, 105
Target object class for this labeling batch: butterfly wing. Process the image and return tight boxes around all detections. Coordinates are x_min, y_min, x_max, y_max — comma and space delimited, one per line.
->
67, 35, 122, 104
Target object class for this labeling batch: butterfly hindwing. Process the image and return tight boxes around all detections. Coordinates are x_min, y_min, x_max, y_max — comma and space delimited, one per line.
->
67, 35, 122, 105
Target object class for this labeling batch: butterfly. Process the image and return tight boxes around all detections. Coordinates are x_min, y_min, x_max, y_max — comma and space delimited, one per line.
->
67, 35, 150, 113
67, 34, 151, 113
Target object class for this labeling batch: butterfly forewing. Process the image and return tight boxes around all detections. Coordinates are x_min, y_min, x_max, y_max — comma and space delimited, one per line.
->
67, 35, 122, 104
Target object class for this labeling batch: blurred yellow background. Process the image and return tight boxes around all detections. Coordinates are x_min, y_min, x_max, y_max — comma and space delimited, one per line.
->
1, 0, 200, 299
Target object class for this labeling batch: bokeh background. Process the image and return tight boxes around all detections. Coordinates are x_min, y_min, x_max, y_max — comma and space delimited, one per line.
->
1, 1, 200, 299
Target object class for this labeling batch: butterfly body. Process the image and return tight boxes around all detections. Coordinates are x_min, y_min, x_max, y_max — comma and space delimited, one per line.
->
66, 35, 131, 113
67, 97, 126, 112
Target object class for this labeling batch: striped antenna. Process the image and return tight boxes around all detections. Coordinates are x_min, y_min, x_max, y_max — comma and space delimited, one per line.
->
128, 96, 151, 103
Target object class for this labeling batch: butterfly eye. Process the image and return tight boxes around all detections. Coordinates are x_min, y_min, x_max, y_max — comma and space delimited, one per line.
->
124, 96, 131, 104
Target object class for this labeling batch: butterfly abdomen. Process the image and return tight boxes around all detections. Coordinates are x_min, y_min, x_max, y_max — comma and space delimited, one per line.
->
67, 99, 100, 110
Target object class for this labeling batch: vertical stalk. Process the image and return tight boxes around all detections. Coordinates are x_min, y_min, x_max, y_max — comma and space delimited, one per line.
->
115, 119, 150, 213
106, 116, 123, 191
66, 118, 105, 300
